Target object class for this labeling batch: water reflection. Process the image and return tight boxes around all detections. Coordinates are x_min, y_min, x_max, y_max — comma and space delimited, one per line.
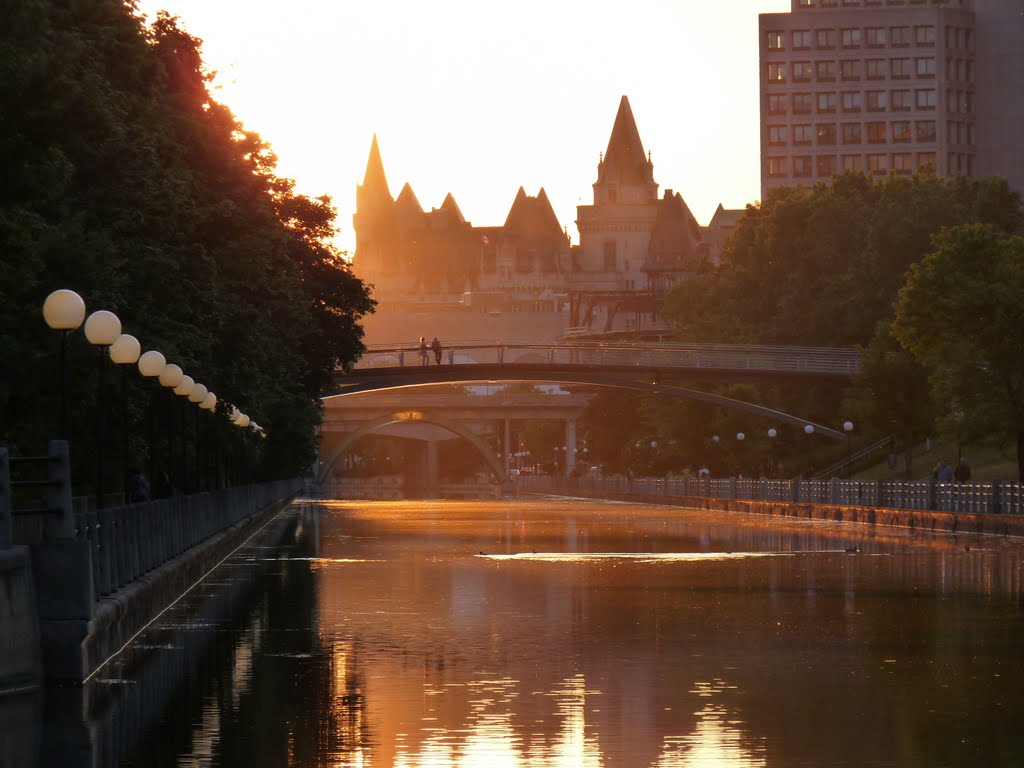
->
45, 498, 1024, 768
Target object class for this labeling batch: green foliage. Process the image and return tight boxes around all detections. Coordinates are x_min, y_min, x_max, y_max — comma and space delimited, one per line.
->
663, 171, 1022, 347
893, 223, 1024, 479
0, 1, 373, 484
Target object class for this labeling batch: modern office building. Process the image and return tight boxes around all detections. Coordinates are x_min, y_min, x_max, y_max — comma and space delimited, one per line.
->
759, 0, 1024, 198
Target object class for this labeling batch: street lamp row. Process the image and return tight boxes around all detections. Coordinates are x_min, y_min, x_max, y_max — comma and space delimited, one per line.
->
42, 288, 265, 506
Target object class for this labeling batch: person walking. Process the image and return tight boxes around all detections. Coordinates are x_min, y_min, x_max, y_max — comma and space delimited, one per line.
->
431, 336, 443, 365
419, 336, 429, 366
128, 467, 150, 503
933, 459, 953, 483
954, 457, 972, 483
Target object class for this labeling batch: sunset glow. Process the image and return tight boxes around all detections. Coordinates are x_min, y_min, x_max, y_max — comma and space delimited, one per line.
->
135, 0, 790, 253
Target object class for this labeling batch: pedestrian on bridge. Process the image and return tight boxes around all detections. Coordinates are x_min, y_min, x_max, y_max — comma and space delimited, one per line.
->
432, 336, 442, 364
419, 336, 429, 366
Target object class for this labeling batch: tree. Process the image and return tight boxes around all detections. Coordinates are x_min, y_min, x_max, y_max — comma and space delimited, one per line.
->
893, 223, 1024, 480
843, 321, 935, 478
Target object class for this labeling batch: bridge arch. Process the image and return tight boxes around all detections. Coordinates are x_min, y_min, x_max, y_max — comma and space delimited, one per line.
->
318, 411, 505, 483
327, 371, 847, 440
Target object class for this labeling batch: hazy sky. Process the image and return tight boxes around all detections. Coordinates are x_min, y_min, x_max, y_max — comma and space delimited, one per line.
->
136, 0, 791, 252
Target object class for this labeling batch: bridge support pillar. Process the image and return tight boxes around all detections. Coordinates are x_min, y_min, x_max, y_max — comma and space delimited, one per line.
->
564, 419, 577, 477
426, 440, 439, 493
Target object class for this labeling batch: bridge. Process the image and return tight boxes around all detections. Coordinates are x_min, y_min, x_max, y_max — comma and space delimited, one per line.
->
325, 341, 863, 459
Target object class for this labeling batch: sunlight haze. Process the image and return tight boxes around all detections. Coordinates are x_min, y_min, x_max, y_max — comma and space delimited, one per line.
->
136, 0, 790, 253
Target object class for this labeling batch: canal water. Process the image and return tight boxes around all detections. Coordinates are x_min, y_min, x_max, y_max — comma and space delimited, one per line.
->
83, 497, 1024, 767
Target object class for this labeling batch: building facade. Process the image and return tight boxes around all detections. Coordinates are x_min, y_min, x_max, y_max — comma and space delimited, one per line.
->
759, 0, 1024, 199
352, 97, 726, 338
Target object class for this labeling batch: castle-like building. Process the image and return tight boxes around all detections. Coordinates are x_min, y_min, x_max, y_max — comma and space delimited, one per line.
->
353, 96, 740, 336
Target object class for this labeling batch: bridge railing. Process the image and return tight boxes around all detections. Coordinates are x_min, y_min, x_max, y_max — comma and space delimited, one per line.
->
521, 474, 1024, 516
355, 340, 861, 376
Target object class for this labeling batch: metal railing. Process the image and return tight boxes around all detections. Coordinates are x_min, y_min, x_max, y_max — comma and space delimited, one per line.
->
520, 474, 1024, 516
355, 340, 862, 377
78, 479, 302, 600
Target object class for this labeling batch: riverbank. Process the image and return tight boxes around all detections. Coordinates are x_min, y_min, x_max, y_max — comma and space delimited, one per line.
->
529, 485, 1024, 539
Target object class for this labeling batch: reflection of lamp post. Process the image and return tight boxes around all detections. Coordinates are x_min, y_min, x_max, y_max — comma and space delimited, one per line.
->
42, 289, 86, 438
767, 428, 778, 477
843, 421, 854, 477
85, 310, 122, 509
110, 334, 141, 499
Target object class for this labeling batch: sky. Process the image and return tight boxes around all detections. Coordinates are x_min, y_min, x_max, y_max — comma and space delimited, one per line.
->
135, 0, 791, 253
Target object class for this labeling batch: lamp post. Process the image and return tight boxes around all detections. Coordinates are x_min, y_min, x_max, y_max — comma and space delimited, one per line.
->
158, 364, 184, 490
173, 375, 195, 491
736, 433, 745, 477
767, 428, 778, 477
187, 382, 208, 492
199, 391, 217, 490
84, 310, 122, 509
110, 334, 141, 499
843, 420, 854, 477
42, 289, 86, 438
804, 424, 815, 476
138, 350, 166, 487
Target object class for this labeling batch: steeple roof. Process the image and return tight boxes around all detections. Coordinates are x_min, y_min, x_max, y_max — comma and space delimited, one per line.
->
601, 96, 650, 185
361, 134, 391, 199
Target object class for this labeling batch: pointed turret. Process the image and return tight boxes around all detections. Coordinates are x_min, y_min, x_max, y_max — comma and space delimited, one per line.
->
361, 134, 391, 201
353, 134, 395, 244
439, 192, 466, 224
602, 96, 648, 183
394, 182, 424, 232
592, 96, 657, 204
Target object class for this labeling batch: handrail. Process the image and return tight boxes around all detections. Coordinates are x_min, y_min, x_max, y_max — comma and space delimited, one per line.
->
811, 435, 895, 479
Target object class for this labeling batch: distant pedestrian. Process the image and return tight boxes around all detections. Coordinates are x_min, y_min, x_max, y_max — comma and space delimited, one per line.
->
698, 466, 710, 479
954, 457, 972, 483
128, 467, 150, 503
431, 336, 442, 365
153, 471, 174, 499
419, 336, 429, 366
933, 459, 953, 483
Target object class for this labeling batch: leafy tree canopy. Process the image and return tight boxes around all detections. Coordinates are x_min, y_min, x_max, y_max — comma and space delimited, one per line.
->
893, 223, 1024, 479
0, 0, 374, 481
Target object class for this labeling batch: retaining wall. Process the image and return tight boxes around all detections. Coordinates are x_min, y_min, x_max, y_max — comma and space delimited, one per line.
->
0, 546, 42, 692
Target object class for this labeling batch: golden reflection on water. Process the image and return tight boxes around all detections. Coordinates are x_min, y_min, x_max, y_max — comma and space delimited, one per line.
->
159, 498, 1024, 768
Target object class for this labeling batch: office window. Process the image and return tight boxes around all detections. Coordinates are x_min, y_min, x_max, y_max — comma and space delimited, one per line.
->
893, 153, 913, 173
817, 29, 837, 48
912, 119, 935, 143
817, 124, 837, 145
767, 125, 788, 145
948, 120, 960, 143
842, 123, 862, 144
817, 155, 838, 177
842, 154, 863, 172
794, 124, 814, 144
867, 122, 887, 143
917, 151, 936, 169
842, 28, 862, 47
794, 93, 814, 113
767, 31, 784, 49
793, 156, 813, 178
866, 90, 887, 110
891, 58, 912, 78
841, 60, 862, 80
916, 57, 935, 77
793, 30, 812, 49
842, 91, 862, 111
892, 121, 912, 142
891, 26, 911, 46
915, 25, 935, 45
768, 63, 786, 82
818, 92, 837, 112
868, 153, 887, 174
916, 88, 936, 109
766, 157, 788, 177
766, 93, 788, 114
817, 61, 837, 81
793, 62, 813, 82
866, 59, 887, 79
866, 27, 886, 46
892, 89, 912, 110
